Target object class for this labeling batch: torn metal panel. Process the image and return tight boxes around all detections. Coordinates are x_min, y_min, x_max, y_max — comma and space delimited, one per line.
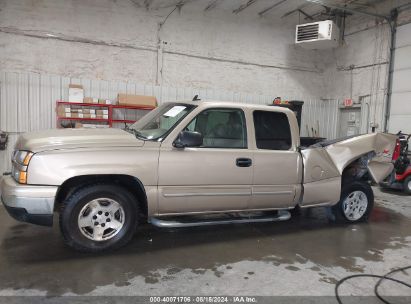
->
324, 133, 397, 180
367, 160, 394, 184
300, 132, 397, 206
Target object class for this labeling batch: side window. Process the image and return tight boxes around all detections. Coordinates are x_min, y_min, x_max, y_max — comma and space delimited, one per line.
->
253, 111, 292, 150
186, 108, 247, 149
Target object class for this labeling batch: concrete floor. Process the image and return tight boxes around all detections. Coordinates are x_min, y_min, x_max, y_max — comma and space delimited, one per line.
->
0, 187, 410, 299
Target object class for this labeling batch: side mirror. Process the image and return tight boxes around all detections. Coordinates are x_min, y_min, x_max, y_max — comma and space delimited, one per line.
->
173, 131, 203, 148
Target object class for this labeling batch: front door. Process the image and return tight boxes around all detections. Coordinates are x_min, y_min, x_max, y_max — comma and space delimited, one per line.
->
157, 108, 253, 215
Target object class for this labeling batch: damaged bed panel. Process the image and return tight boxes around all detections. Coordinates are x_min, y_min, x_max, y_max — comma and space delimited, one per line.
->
324, 133, 396, 182
300, 133, 397, 207
300, 147, 341, 206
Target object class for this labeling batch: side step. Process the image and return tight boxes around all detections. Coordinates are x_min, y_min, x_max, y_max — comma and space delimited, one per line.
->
150, 210, 291, 228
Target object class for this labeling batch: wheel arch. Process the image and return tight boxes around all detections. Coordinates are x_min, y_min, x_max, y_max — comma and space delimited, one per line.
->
54, 174, 148, 219
341, 152, 374, 185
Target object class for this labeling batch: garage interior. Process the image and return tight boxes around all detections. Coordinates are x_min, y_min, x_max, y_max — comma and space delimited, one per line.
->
0, 0, 411, 301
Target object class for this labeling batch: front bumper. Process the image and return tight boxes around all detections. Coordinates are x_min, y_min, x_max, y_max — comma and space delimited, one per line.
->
0, 176, 57, 226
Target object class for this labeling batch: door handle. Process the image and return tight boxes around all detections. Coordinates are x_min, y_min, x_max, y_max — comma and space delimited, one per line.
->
236, 158, 252, 167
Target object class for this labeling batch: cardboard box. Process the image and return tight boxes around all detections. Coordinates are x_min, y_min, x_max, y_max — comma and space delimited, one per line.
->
71, 108, 83, 113
84, 97, 99, 104
71, 113, 84, 119
98, 99, 112, 105
96, 114, 109, 120
57, 105, 71, 117
82, 108, 96, 114
83, 97, 100, 104
82, 114, 97, 119
96, 109, 109, 115
117, 94, 157, 107
69, 84, 84, 103
58, 112, 72, 118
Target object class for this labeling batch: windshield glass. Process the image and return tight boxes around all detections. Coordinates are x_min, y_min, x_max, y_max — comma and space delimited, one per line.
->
128, 103, 196, 141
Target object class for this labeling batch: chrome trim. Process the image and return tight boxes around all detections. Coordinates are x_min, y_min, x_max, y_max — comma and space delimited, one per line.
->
252, 191, 293, 195
155, 206, 297, 217
163, 191, 251, 197
150, 210, 291, 228
300, 201, 336, 208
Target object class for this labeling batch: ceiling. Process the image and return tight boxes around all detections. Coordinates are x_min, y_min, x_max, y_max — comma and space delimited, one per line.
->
130, 0, 411, 21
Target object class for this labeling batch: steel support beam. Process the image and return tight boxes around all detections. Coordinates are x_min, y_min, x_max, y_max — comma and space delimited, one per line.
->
233, 0, 258, 14
305, 0, 390, 20
204, 0, 222, 11
258, 0, 288, 17
144, 0, 153, 10
384, 9, 399, 132
281, 3, 312, 18
298, 9, 314, 20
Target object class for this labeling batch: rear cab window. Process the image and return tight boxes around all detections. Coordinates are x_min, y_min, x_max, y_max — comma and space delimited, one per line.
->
253, 110, 292, 150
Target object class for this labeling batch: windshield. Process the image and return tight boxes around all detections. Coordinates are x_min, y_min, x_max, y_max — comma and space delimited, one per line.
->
128, 103, 196, 141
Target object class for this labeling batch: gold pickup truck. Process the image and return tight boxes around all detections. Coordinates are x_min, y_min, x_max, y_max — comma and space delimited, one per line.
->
0, 100, 397, 252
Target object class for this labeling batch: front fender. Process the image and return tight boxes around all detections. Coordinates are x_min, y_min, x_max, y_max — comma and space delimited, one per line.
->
26, 146, 160, 186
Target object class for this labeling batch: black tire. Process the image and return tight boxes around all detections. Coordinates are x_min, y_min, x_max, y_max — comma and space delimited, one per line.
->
404, 176, 411, 194
289, 205, 302, 217
59, 184, 138, 253
332, 181, 374, 223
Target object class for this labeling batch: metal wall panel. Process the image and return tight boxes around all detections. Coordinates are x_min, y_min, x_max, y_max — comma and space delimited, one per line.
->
0, 70, 339, 172
389, 23, 411, 134
396, 23, 411, 48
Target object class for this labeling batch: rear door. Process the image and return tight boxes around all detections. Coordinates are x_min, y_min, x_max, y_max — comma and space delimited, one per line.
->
250, 110, 302, 210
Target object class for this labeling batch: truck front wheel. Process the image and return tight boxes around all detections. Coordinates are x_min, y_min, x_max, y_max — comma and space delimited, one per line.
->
332, 181, 374, 223
59, 184, 138, 252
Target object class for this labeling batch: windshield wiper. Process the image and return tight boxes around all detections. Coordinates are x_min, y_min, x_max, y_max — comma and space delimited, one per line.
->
124, 127, 147, 140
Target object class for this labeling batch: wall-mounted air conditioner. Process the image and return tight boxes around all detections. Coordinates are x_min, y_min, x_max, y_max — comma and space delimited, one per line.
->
295, 20, 339, 49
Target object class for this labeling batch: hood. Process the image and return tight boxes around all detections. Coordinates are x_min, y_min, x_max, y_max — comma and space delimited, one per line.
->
15, 128, 144, 153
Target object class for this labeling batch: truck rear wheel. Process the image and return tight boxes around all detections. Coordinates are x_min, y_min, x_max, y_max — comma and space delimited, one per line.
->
59, 184, 138, 252
404, 176, 411, 194
332, 181, 374, 223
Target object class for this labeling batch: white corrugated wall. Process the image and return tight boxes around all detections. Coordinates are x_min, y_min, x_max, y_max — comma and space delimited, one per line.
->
0, 70, 339, 173
389, 23, 411, 134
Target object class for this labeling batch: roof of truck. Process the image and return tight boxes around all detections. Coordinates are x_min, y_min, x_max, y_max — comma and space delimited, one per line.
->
165, 100, 293, 113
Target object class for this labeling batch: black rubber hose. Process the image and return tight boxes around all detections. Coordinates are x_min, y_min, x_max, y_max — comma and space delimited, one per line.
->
335, 266, 411, 304
374, 266, 411, 304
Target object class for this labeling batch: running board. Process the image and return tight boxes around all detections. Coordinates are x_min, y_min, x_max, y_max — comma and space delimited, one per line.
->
150, 210, 291, 228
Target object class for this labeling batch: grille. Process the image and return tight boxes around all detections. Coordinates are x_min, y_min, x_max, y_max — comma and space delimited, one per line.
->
297, 24, 319, 41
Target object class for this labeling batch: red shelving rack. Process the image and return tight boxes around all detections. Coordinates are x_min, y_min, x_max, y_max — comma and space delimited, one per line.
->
56, 100, 155, 128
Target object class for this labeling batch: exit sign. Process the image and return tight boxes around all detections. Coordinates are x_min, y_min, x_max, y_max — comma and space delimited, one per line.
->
344, 98, 353, 107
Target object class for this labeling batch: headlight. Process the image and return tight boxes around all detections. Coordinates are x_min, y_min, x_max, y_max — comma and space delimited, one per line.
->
11, 150, 34, 184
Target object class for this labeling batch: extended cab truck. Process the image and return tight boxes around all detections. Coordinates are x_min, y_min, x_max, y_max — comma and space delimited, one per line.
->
0, 101, 397, 252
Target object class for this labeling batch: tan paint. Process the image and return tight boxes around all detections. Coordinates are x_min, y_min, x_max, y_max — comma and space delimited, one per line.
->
6, 100, 397, 219
28, 144, 161, 187
324, 133, 397, 176
300, 132, 397, 206
15, 128, 143, 153
302, 177, 341, 207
